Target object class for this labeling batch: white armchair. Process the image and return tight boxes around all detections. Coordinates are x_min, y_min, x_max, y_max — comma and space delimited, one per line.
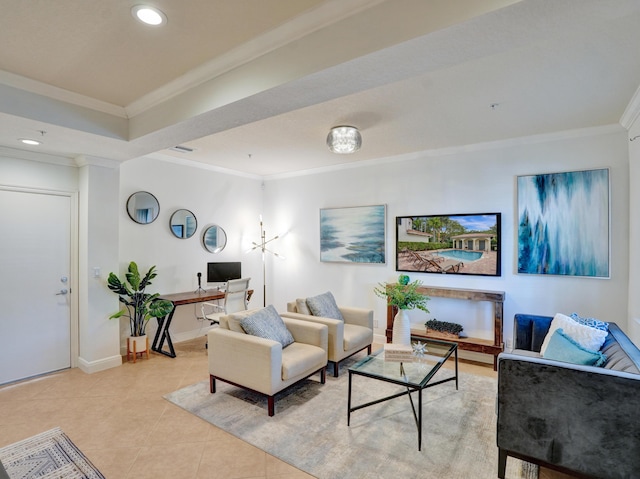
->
208, 308, 328, 416
282, 299, 373, 377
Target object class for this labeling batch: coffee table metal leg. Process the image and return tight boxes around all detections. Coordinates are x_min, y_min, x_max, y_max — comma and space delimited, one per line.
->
455, 346, 459, 390
418, 388, 423, 451
347, 370, 352, 426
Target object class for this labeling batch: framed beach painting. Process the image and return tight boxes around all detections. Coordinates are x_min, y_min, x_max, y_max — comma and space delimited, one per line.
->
396, 212, 501, 276
517, 168, 610, 278
320, 205, 386, 264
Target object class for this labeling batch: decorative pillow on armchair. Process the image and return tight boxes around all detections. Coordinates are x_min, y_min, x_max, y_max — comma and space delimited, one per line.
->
296, 298, 311, 315
306, 291, 344, 321
540, 313, 608, 355
240, 305, 294, 348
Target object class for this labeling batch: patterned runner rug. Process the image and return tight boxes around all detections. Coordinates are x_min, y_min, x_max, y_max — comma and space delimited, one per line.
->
0, 427, 104, 479
165, 360, 538, 479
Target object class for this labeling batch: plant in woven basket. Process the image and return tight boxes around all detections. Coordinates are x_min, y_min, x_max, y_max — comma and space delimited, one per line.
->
424, 319, 464, 335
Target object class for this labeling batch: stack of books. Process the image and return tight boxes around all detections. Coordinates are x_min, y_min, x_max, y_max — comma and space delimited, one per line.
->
383, 343, 414, 362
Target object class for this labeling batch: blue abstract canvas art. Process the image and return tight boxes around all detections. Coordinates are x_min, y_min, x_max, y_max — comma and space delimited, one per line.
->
517, 168, 609, 277
320, 205, 386, 263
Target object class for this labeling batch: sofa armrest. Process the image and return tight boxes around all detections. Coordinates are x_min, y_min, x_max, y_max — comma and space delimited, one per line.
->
497, 352, 640, 478
282, 316, 328, 351
208, 328, 281, 394
339, 307, 373, 329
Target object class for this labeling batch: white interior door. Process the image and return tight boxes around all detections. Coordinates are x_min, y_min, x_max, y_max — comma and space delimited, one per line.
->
0, 188, 72, 384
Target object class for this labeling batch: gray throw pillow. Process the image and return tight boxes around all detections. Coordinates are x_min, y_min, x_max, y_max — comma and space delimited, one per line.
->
240, 305, 294, 348
306, 291, 344, 321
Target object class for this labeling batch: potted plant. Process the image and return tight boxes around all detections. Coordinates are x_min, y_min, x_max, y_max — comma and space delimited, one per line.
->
424, 319, 464, 340
374, 275, 429, 345
107, 261, 173, 361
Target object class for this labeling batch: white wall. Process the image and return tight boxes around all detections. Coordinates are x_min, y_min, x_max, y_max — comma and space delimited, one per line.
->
266, 127, 630, 351
627, 112, 640, 345
118, 157, 264, 345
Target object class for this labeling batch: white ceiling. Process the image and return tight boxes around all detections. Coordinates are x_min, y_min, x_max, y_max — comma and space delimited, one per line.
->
1, 0, 639, 177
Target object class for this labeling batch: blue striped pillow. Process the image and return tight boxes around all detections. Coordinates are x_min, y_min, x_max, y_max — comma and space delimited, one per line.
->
570, 312, 609, 332
240, 305, 294, 348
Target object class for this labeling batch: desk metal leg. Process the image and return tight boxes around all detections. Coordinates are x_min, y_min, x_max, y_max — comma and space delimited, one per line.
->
151, 307, 176, 358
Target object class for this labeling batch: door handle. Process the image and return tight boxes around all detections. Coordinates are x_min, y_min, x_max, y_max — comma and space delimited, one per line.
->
56, 289, 68, 295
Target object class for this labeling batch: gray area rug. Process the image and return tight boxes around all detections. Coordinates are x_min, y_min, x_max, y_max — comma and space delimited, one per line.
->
0, 427, 105, 479
165, 361, 537, 479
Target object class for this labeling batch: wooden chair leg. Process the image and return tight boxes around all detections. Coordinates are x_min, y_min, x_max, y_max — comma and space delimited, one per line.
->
209, 375, 216, 393
320, 367, 326, 384
367, 344, 372, 354
333, 362, 339, 377
268, 396, 275, 416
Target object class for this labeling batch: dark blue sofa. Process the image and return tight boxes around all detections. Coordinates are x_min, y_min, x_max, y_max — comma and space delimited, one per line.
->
497, 314, 640, 479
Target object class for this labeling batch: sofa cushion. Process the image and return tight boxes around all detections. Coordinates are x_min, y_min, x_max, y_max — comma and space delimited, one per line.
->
240, 305, 294, 348
306, 291, 344, 321
542, 328, 607, 366
296, 298, 311, 315
343, 324, 373, 352
540, 313, 608, 355
281, 342, 325, 380
570, 312, 609, 332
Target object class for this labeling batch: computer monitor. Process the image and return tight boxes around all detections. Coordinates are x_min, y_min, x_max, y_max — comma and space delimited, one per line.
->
207, 262, 241, 284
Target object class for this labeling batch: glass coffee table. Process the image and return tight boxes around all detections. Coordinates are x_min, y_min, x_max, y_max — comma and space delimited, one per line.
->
347, 337, 458, 451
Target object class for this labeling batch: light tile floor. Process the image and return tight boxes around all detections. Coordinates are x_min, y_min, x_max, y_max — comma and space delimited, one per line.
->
0, 338, 566, 478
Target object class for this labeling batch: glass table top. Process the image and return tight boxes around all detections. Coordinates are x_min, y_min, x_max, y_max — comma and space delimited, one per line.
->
349, 337, 457, 388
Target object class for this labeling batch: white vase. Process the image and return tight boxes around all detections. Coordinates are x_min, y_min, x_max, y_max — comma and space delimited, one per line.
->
392, 309, 411, 346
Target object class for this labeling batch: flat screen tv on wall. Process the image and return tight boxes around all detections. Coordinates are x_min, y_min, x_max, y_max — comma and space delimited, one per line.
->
207, 262, 242, 283
396, 212, 501, 277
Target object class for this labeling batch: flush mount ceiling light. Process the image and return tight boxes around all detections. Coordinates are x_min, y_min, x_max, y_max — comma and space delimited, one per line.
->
131, 5, 167, 26
326, 126, 362, 154
19, 138, 41, 146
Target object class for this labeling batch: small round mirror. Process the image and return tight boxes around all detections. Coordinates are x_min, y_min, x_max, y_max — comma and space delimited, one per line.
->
202, 225, 227, 253
126, 191, 160, 224
170, 209, 197, 239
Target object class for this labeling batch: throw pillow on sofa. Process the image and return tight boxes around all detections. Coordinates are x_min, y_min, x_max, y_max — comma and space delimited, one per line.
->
240, 305, 295, 348
306, 291, 344, 321
540, 313, 608, 355
570, 312, 609, 332
542, 328, 607, 367
295, 298, 311, 315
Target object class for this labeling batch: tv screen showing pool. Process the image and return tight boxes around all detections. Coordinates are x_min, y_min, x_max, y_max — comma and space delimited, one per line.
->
396, 212, 501, 277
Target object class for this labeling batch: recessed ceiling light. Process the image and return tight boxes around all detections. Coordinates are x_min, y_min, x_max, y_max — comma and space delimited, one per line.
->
19, 138, 41, 146
131, 5, 167, 26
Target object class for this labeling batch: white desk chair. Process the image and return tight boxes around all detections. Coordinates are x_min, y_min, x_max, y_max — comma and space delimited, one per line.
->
202, 277, 251, 325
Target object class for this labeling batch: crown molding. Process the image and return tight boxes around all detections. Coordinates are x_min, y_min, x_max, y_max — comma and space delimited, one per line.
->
0, 70, 128, 118
621, 84, 640, 130
146, 152, 262, 180
265, 124, 624, 180
74, 155, 121, 169
0, 145, 78, 167
125, 0, 383, 117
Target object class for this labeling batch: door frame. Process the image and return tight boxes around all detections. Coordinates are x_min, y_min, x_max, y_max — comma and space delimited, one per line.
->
0, 185, 79, 369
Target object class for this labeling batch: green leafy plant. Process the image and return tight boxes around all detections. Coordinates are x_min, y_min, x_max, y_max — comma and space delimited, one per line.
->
374, 276, 430, 312
424, 319, 463, 335
107, 262, 174, 337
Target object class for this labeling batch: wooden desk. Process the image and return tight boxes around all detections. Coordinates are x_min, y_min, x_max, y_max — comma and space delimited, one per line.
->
152, 289, 253, 357
386, 285, 505, 370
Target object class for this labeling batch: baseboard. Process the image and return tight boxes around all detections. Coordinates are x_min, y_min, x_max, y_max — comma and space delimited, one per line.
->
171, 325, 216, 344
77, 355, 122, 374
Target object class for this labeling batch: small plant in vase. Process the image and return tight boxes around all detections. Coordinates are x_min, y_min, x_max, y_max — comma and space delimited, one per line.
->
374, 275, 429, 346
107, 261, 173, 362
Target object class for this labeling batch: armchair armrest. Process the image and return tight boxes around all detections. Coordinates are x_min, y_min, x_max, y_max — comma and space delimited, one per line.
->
339, 306, 373, 329
208, 328, 281, 394
282, 316, 328, 351
281, 312, 340, 356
